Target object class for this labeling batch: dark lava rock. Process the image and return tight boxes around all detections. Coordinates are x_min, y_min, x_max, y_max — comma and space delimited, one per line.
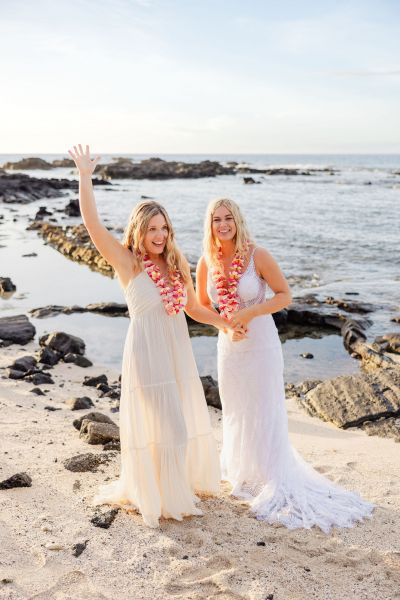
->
391, 316, 400, 324
66, 396, 94, 410
34, 206, 53, 221
96, 382, 111, 393
30, 387, 45, 395
73, 411, 115, 431
72, 539, 89, 557
30, 305, 68, 318
201, 375, 222, 410
0, 277, 16, 296
24, 371, 55, 385
22, 252, 37, 257
103, 440, 121, 451
98, 157, 235, 180
0, 314, 36, 344
325, 296, 376, 314
9, 355, 37, 372
64, 198, 81, 217
83, 374, 108, 387
63, 452, 110, 472
6, 368, 26, 380
80, 421, 120, 445
44, 405, 60, 411
243, 177, 261, 184
91, 508, 119, 529
36, 346, 61, 366
0, 472, 32, 490
63, 353, 93, 367
296, 367, 400, 431
39, 331, 85, 356
85, 302, 128, 317
300, 353, 314, 359
0, 170, 108, 204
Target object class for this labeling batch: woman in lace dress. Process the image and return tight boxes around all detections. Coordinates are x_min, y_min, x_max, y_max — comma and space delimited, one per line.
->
68, 146, 231, 528
196, 197, 374, 533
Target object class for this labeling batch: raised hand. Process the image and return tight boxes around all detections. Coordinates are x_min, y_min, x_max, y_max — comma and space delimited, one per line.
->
68, 144, 101, 176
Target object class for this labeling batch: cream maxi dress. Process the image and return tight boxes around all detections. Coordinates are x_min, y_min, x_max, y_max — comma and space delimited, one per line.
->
94, 270, 220, 528
207, 249, 374, 533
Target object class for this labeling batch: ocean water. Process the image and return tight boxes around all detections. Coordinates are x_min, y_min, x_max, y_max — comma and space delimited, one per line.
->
1, 154, 399, 382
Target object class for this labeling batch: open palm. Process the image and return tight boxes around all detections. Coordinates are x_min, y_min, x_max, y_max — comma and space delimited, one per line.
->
68, 144, 101, 175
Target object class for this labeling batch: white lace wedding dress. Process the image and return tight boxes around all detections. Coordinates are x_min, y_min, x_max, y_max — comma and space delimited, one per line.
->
207, 249, 374, 533
94, 271, 220, 528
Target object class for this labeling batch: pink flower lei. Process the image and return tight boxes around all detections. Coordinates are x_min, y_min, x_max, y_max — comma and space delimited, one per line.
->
142, 254, 186, 315
212, 247, 246, 320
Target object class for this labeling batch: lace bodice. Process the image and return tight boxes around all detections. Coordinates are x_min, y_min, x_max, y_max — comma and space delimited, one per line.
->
207, 249, 268, 310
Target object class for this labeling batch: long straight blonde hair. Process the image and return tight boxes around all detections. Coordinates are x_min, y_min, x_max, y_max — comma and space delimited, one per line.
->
122, 201, 190, 284
203, 198, 253, 266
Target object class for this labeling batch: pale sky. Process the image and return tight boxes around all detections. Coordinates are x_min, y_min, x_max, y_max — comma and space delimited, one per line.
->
1, 0, 400, 153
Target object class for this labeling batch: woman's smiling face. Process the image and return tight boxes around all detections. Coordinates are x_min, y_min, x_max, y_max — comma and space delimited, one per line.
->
144, 213, 169, 256
212, 204, 237, 243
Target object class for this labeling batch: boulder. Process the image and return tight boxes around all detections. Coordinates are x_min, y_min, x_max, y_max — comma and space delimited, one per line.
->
201, 375, 221, 409
63, 353, 93, 367
73, 411, 115, 431
91, 508, 119, 529
36, 346, 61, 366
9, 355, 37, 372
64, 198, 81, 217
83, 374, 108, 387
0, 277, 16, 297
0, 315, 36, 344
0, 472, 32, 489
39, 331, 85, 356
98, 157, 235, 180
63, 452, 110, 472
52, 158, 75, 168
80, 421, 120, 445
66, 397, 94, 410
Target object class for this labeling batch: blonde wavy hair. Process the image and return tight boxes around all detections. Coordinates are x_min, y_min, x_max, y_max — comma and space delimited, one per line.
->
122, 201, 190, 284
203, 198, 253, 266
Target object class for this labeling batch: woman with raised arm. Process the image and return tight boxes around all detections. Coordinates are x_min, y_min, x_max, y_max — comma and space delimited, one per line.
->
68, 145, 229, 528
196, 197, 374, 533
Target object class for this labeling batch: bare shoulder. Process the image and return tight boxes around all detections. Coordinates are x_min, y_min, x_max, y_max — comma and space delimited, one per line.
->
253, 246, 277, 266
196, 254, 208, 272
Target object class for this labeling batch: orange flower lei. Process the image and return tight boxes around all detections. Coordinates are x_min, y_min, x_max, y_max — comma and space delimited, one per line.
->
143, 254, 186, 315
212, 248, 245, 320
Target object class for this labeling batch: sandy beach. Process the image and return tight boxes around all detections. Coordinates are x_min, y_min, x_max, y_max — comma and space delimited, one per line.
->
1, 342, 399, 600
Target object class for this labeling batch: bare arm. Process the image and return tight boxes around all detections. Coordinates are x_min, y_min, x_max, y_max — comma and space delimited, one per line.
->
181, 258, 227, 330
68, 145, 137, 287
230, 247, 292, 329
195, 255, 217, 312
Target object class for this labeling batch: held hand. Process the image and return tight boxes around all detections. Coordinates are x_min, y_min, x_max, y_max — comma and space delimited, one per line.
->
68, 144, 101, 176
227, 322, 247, 342
230, 306, 256, 330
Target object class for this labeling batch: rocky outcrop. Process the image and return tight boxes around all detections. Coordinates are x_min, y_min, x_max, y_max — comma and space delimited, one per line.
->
98, 157, 235, 180
236, 166, 337, 176
288, 367, 400, 441
28, 222, 114, 277
0, 172, 107, 204
30, 303, 128, 318
0, 315, 35, 344
72, 411, 115, 431
3, 157, 53, 170
52, 158, 75, 168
